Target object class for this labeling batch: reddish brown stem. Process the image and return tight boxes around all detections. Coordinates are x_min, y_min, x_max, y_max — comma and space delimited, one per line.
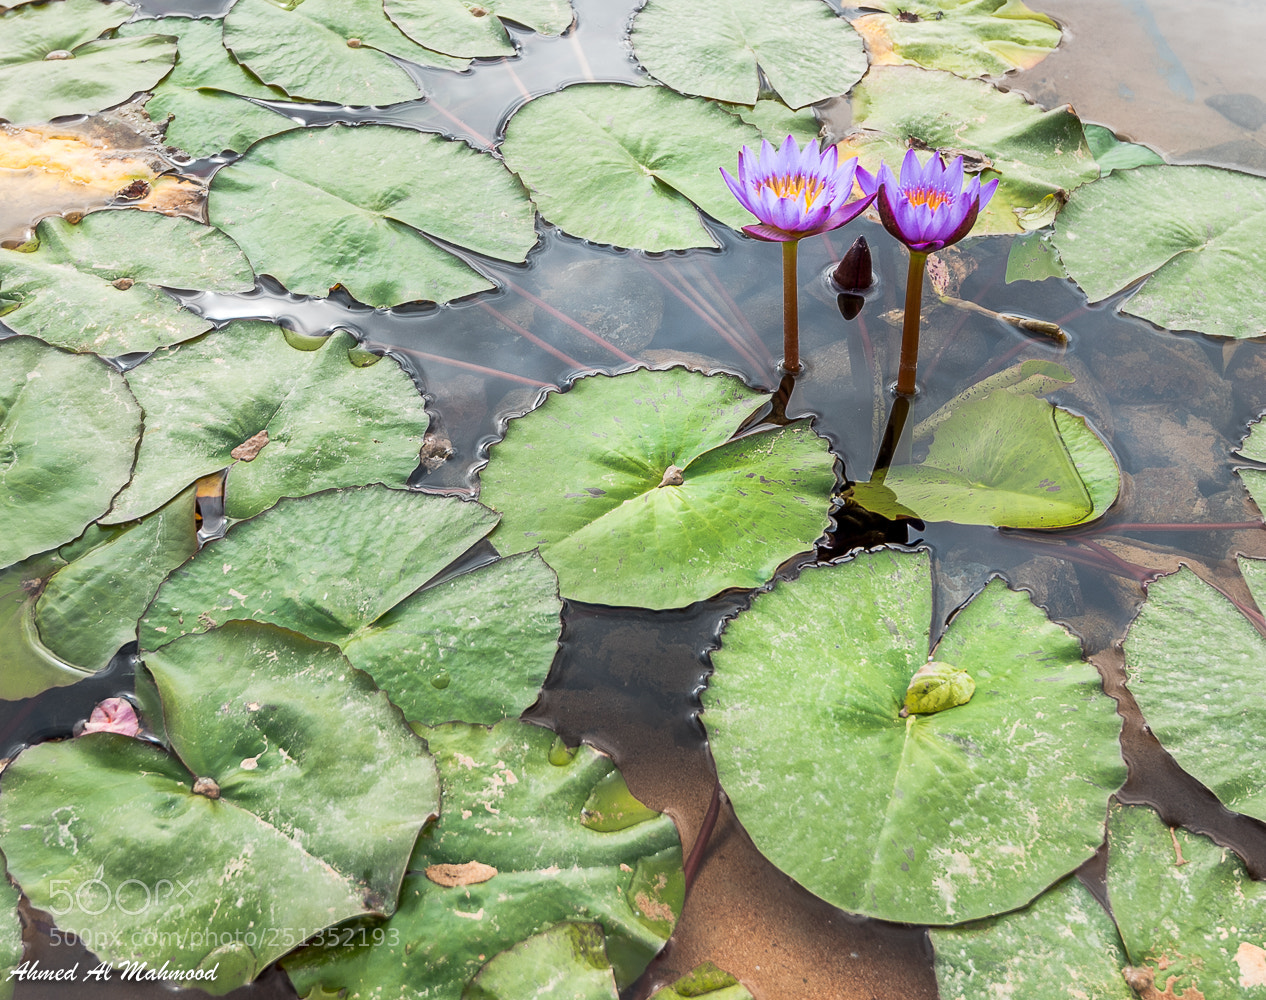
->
477, 301, 585, 368
782, 239, 801, 373
503, 278, 640, 365
392, 345, 554, 387
683, 781, 722, 892
895, 250, 927, 396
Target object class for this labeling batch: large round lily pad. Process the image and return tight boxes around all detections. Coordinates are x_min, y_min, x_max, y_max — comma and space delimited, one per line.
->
629, 0, 867, 109
0, 621, 440, 994
1050, 164, 1266, 338
385, 0, 574, 58
0, 0, 177, 124
1122, 564, 1266, 823
223, 0, 467, 106
104, 323, 429, 524
702, 548, 1126, 924
479, 367, 837, 609
851, 389, 1119, 527
115, 17, 296, 158
838, 65, 1098, 236
850, 0, 1062, 79
210, 124, 537, 306
500, 83, 764, 251
0, 336, 141, 567
1107, 803, 1266, 998
140, 486, 562, 727
284, 720, 683, 999
930, 876, 1133, 1000
0, 212, 253, 355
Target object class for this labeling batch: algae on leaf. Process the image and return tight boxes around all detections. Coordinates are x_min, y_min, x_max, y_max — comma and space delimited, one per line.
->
479, 367, 837, 608
285, 720, 683, 1000
703, 548, 1125, 924
0, 621, 440, 995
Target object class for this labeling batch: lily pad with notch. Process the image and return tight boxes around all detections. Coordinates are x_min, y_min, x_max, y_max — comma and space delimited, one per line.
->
478, 367, 837, 609
0, 212, 254, 355
0, 620, 441, 995
702, 547, 1126, 924
209, 124, 537, 306
1050, 163, 1266, 339
385, 0, 574, 59
629, 0, 867, 109
838, 65, 1098, 236
500, 83, 765, 251
284, 720, 683, 1000
0, 335, 141, 568
223, 0, 467, 107
0, 0, 177, 124
850, 0, 1062, 79
139, 486, 562, 728
103, 322, 429, 524
851, 385, 1119, 528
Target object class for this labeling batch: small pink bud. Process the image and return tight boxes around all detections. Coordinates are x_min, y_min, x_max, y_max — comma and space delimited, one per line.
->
81, 698, 139, 737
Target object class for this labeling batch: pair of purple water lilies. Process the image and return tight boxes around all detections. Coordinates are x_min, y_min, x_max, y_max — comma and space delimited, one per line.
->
721, 134, 999, 252
721, 135, 1000, 391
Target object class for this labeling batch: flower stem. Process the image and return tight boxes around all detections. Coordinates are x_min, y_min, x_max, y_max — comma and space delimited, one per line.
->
896, 250, 928, 396
782, 238, 801, 374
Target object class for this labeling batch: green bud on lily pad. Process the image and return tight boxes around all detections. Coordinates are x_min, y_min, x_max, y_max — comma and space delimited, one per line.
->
902, 661, 976, 716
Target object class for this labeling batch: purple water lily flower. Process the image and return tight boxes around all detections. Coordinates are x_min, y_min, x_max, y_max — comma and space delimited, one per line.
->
876, 148, 999, 253
721, 135, 877, 242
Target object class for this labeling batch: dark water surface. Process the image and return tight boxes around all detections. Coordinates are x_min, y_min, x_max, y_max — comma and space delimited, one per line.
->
5, 0, 1266, 997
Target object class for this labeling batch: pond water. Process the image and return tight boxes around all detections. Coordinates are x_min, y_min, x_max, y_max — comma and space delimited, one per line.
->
3, 0, 1266, 997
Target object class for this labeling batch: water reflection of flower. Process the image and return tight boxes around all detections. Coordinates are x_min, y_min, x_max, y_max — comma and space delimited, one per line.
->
721, 135, 877, 242
876, 148, 998, 253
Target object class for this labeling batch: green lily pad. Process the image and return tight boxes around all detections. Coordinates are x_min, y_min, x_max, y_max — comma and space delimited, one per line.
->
479, 367, 837, 609
1083, 123, 1164, 175
32, 484, 198, 674
139, 486, 562, 727
852, 389, 1118, 528
702, 548, 1126, 924
1050, 164, 1266, 338
0, 0, 177, 124
103, 323, 429, 524
0, 335, 141, 567
209, 124, 537, 306
629, 0, 866, 109
720, 99, 821, 147
116, 17, 297, 157
930, 876, 1133, 1000
223, 0, 467, 106
839, 65, 1098, 236
0, 860, 19, 1000
0, 552, 92, 700
650, 963, 754, 1000
1237, 416, 1266, 512
385, 0, 574, 58
0, 212, 253, 355
500, 83, 765, 251
464, 922, 618, 1000
850, 0, 1062, 79
1121, 564, 1266, 823
285, 720, 683, 1000
0, 621, 440, 994
1107, 803, 1266, 998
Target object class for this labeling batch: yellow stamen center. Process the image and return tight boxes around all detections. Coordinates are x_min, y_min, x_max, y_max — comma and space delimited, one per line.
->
759, 173, 825, 208
906, 186, 950, 212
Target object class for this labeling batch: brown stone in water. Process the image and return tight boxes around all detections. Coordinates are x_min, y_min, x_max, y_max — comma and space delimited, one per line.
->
231, 429, 269, 462
425, 861, 497, 887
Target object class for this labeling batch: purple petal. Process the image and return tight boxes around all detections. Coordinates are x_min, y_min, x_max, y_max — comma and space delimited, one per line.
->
741, 222, 796, 242
978, 177, 999, 213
